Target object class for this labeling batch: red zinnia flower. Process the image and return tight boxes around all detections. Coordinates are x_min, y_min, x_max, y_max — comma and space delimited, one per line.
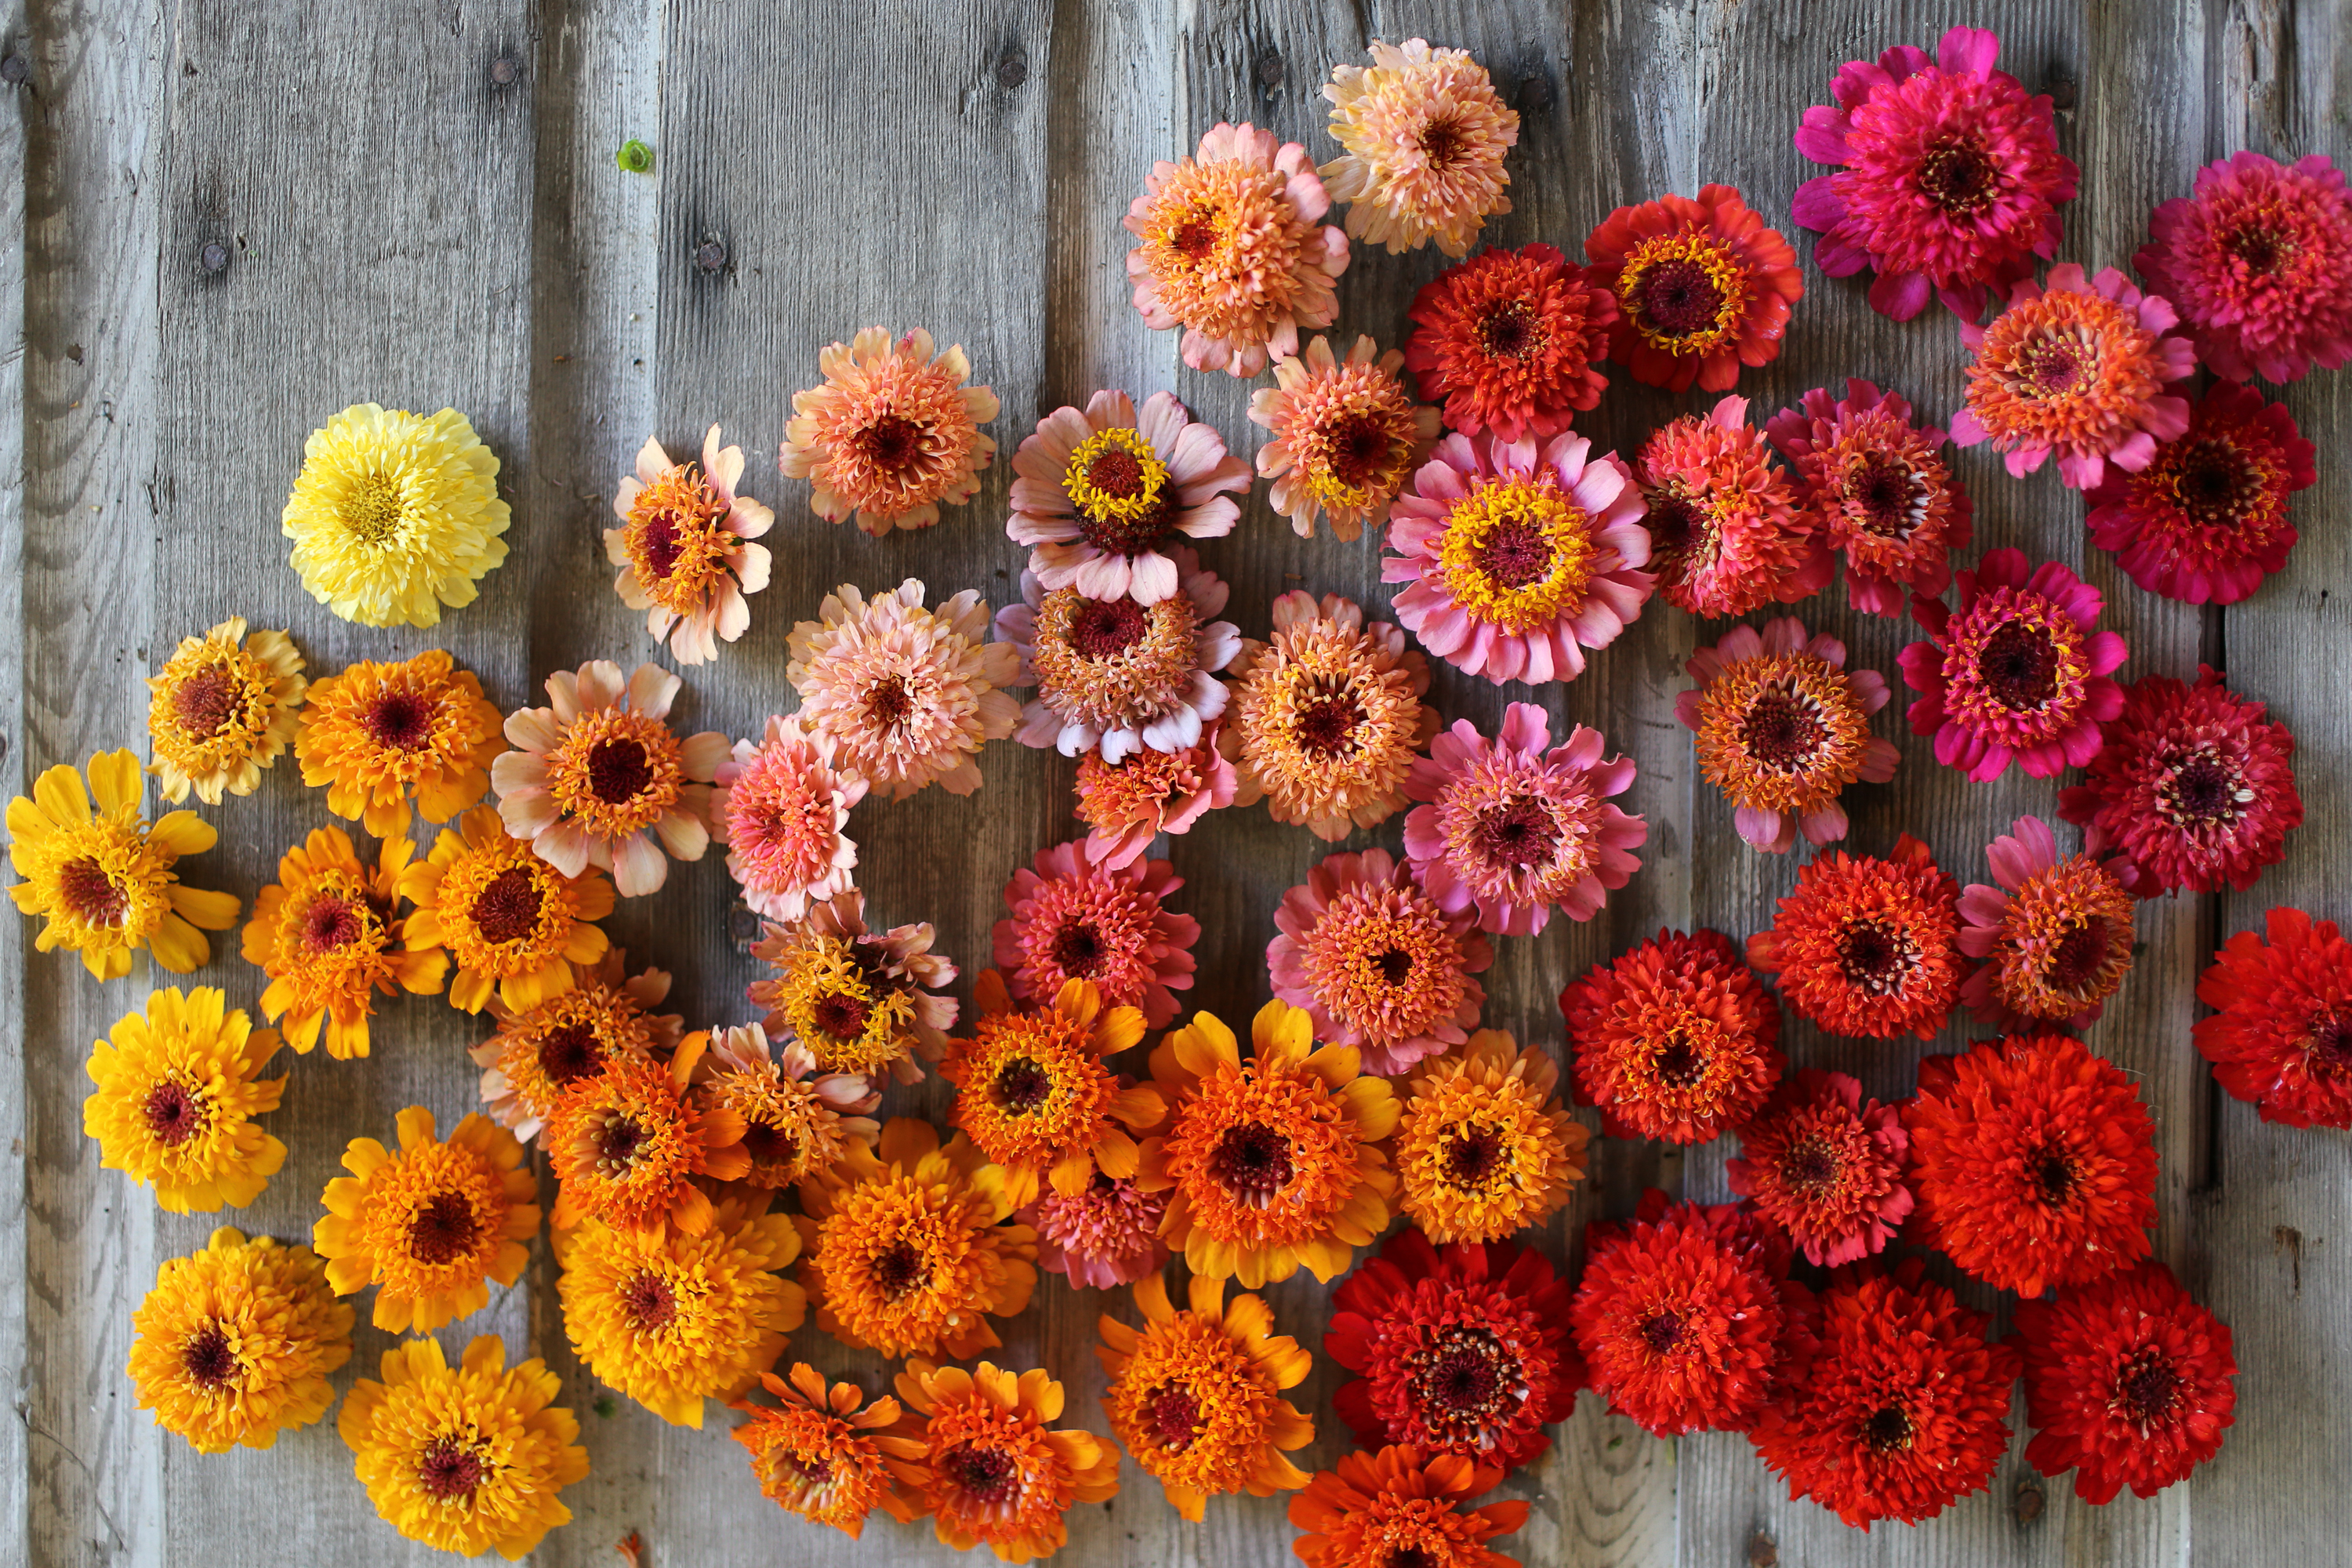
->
1403, 244, 1614, 442
1957, 815, 2136, 1031
2012, 1260, 2237, 1504
1561, 929, 1781, 1145
1726, 1069, 1911, 1267
1764, 379, 1973, 617
1746, 833, 1967, 1040
2136, 150, 2352, 384
1634, 397, 1829, 619
1903, 1032, 2158, 1297
1584, 185, 1802, 393
2195, 906, 2352, 1129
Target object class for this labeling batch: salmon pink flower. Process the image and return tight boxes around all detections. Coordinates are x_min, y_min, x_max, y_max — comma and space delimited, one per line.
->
992, 842, 1197, 1028
712, 717, 866, 923
1267, 848, 1490, 1076
1071, 734, 1236, 871
1584, 184, 1802, 393
1635, 396, 1829, 619
1317, 38, 1518, 257
606, 425, 773, 666
1957, 815, 2136, 1031
2136, 150, 2352, 383
1404, 244, 1613, 442
1018, 1171, 1169, 1290
779, 328, 998, 536
1765, 379, 1973, 616
1250, 333, 1441, 541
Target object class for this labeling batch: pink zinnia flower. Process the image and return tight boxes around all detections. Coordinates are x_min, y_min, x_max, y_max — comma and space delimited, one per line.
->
1791, 25, 2078, 321
711, 716, 868, 922
492, 661, 727, 898
1006, 390, 1249, 604
1899, 547, 2128, 782
1957, 815, 2137, 1031
1764, 379, 1973, 617
1019, 1171, 1171, 1289
605, 425, 774, 666
1402, 703, 1644, 937
2136, 151, 2352, 383
1382, 430, 1653, 685
993, 840, 1197, 1029
1125, 122, 1348, 377
778, 327, 999, 536
1073, 732, 1236, 872
1403, 243, 1614, 442
1317, 38, 1519, 257
1249, 333, 1442, 541
1267, 848, 1491, 1076
1726, 1069, 1911, 1268
1635, 395, 1830, 619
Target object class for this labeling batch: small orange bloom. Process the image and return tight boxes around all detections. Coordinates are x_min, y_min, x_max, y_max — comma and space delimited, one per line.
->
397, 804, 615, 1014
732, 1363, 920, 1538
295, 650, 503, 837
242, 826, 448, 1059
887, 1359, 1120, 1562
545, 1031, 750, 1236
469, 949, 681, 1140
1394, 1029, 1587, 1244
1289, 1445, 1532, 1568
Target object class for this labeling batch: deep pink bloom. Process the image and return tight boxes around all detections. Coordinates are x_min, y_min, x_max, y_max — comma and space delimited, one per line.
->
1018, 1171, 1171, 1289
1725, 1069, 1911, 1268
2136, 151, 2352, 383
991, 840, 1197, 1028
1267, 848, 1490, 1076
1764, 379, 1973, 616
711, 716, 868, 922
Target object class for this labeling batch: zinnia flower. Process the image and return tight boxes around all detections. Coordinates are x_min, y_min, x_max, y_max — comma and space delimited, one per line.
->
2083, 378, 2315, 604
1226, 590, 1438, 840
338, 1336, 587, 1559
1744, 833, 1966, 1039
7, 749, 238, 978
711, 715, 866, 921
1290, 1445, 1531, 1568
1405, 244, 1613, 441
1900, 547, 2129, 782
1724, 1069, 1911, 1266
1956, 815, 2137, 1029
889, 1359, 1120, 1563
2136, 150, 2352, 383
546, 1033, 750, 1236
128, 1226, 352, 1454
2194, 906, 2352, 1128
145, 616, 307, 804
795, 1117, 1037, 1361
732, 1364, 919, 1538
1402, 705, 1644, 937
469, 949, 681, 1140
296, 649, 505, 837
779, 327, 999, 535
1951, 263, 2196, 489
1072, 733, 1236, 870
1124, 121, 1349, 376
398, 804, 615, 1014
1268, 848, 1492, 1076
1392, 1029, 1586, 1245
1318, 38, 1518, 256
1749, 1259, 2018, 1530
606, 423, 773, 663
242, 826, 448, 1059
699, 1022, 880, 1192
1097, 1270, 1314, 1519
1137, 1000, 1399, 1287
750, 890, 959, 1087
1019, 1172, 1171, 1289
313, 1105, 539, 1333
1007, 390, 1249, 603
1791, 25, 2078, 320
1384, 430, 1653, 684
1904, 1031, 2158, 1296
1634, 396, 1829, 618
281, 402, 510, 627
1763, 379, 1974, 615
82, 986, 285, 1212
1250, 333, 1441, 540
2012, 1260, 2237, 1504
1561, 928, 1782, 1145
1584, 184, 1802, 392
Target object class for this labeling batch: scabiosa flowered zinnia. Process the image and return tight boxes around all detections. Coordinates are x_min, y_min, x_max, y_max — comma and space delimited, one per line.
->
1634, 395, 1829, 618
1561, 928, 1783, 1145
888, 1359, 1120, 1563
1957, 815, 2137, 1030
546, 1034, 751, 1237
750, 890, 959, 1088
295, 649, 504, 837
606, 424, 774, 664
1289, 1445, 1532, 1568
993, 841, 1197, 1026
470, 949, 681, 1141
1019, 1171, 1171, 1290
1251, 332, 1441, 540
243, 826, 446, 1060
128, 1227, 352, 1454
1072, 731, 1236, 871
1584, 183, 1803, 393
1764, 379, 1973, 616
83, 987, 285, 1214
1744, 834, 1967, 1040
1317, 38, 1518, 257
145, 616, 307, 805
699, 1022, 880, 1193
1392, 1029, 1586, 1245
1268, 849, 1491, 1076
398, 804, 615, 1014
2195, 907, 2352, 1129
2136, 150, 2352, 383
779, 327, 998, 536
731, 1364, 919, 1540
1404, 243, 1615, 441
1725, 1069, 1911, 1267
712, 715, 866, 922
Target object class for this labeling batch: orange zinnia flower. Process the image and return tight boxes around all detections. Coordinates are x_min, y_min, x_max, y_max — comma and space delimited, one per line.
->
1393, 1029, 1587, 1244
397, 804, 615, 1014
242, 826, 448, 1059
469, 949, 682, 1141
732, 1363, 920, 1538
1289, 1445, 1532, 1568
295, 649, 503, 837
698, 1021, 880, 1192
887, 1359, 1120, 1562
546, 1031, 750, 1237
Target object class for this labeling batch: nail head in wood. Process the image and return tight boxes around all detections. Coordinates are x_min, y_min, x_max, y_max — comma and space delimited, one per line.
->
0, 54, 27, 85
728, 905, 760, 947
1746, 1532, 1777, 1567
2013, 1482, 2045, 1523
996, 46, 1027, 89
695, 239, 728, 274
1256, 51, 1284, 88
199, 241, 229, 274
489, 56, 518, 86
2044, 75, 2076, 110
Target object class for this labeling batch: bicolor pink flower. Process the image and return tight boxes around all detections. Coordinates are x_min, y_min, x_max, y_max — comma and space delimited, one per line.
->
606, 425, 774, 666
2136, 151, 2352, 384
1073, 733, 1236, 872
712, 716, 868, 923
1019, 1172, 1171, 1290
1268, 848, 1490, 1076
1765, 379, 1973, 617
1635, 396, 1830, 619
992, 840, 1197, 1028
1249, 334, 1442, 541
1957, 815, 2138, 1031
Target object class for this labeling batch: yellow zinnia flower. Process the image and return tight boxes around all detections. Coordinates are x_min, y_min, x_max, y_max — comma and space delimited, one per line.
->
397, 804, 614, 1014
242, 826, 448, 1059
145, 616, 307, 805
6, 749, 240, 978
1394, 1027, 1588, 1244
82, 986, 285, 1212
282, 402, 511, 628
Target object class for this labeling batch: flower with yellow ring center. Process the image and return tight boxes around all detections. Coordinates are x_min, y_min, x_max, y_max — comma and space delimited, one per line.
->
1433, 474, 1599, 633
397, 804, 614, 1014
1394, 1029, 1588, 1245
1617, 230, 1751, 354
1062, 425, 1177, 542
83, 986, 285, 1213
145, 616, 307, 805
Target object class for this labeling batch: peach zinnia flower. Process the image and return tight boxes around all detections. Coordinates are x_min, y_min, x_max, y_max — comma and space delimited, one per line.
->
606, 424, 774, 665
296, 650, 504, 837
1290, 1446, 1531, 1568
1584, 183, 1803, 393
888, 1359, 1120, 1563
546, 1033, 750, 1236
700, 1022, 880, 1192
1635, 395, 1829, 619
243, 826, 447, 1059
1073, 732, 1236, 871
1022, 1174, 1171, 1290
145, 616, 307, 805
1405, 243, 1616, 442
733, 1364, 920, 1539
399, 804, 614, 1014
314, 1106, 539, 1333
1956, 815, 2136, 1031
993, 841, 1197, 1026
750, 890, 960, 1087
712, 715, 866, 921
1393, 1029, 1586, 1245
1268, 848, 1492, 1076
2136, 150, 2352, 383
779, 327, 999, 536
1251, 333, 1440, 540
470, 949, 681, 1141
1125, 121, 1349, 377
1319, 38, 1518, 257
1764, 378, 1974, 617
83, 987, 285, 1213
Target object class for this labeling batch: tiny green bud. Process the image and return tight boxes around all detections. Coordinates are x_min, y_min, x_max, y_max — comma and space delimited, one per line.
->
615, 139, 654, 174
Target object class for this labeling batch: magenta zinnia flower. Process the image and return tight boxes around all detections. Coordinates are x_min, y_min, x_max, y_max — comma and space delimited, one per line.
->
1899, 547, 2127, 782
1267, 848, 1491, 1075
1019, 1171, 1170, 1289
1402, 703, 1644, 937
1764, 379, 1973, 617
2136, 151, 2352, 383
992, 840, 1197, 1028
1791, 25, 2077, 321
1072, 732, 1236, 873
711, 716, 867, 923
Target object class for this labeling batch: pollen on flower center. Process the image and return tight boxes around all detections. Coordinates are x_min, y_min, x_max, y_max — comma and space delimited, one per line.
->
1643, 484, 1706, 554
343, 474, 408, 545
1140, 1384, 1203, 1450
2161, 753, 2242, 824
596, 1114, 648, 1169
536, 1023, 604, 1088
172, 665, 243, 737
299, 893, 368, 953
58, 856, 130, 927
849, 416, 925, 474
1209, 1120, 1294, 1200
863, 678, 913, 726
1472, 518, 1553, 589
1439, 1123, 1506, 1186
870, 1240, 927, 1300
809, 990, 873, 1042
180, 1324, 238, 1390
1915, 133, 2000, 216
1047, 918, 1105, 977
1294, 693, 1363, 756
585, 737, 654, 804
1324, 413, 1402, 489
2017, 332, 2092, 397
992, 1056, 1054, 1115
1977, 621, 2061, 710
468, 868, 544, 946
1835, 919, 1917, 993
2116, 1352, 2182, 1424
359, 691, 434, 751
2225, 223, 2288, 275
1411, 1326, 1515, 1418
405, 1192, 483, 1266
1864, 1405, 1915, 1453
1842, 452, 1928, 539
416, 1436, 488, 1503
619, 1268, 678, 1331
1652, 1035, 1704, 1086
1777, 1134, 1842, 1192
1639, 257, 1728, 336
2170, 437, 2265, 524
1474, 298, 1540, 358
143, 1080, 207, 1146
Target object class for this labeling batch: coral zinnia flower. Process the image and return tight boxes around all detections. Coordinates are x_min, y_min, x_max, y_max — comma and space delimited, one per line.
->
1385, 430, 1653, 684
607, 424, 773, 663
243, 826, 447, 1059
146, 616, 307, 805
1764, 379, 1974, 616
1900, 547, 2128, 782
1020, 1172, 1171, 1289
1318, 38, 1518, 256
470, 949, 681, 1141
1251, 334, 1442, 540
339, 1335, 587, 1559
83, 986, 284, 1212
129, 1226, 352, 1454
1406, 243, 1613, 441
997, 549, 1243, 761
779, 327, 999, 535
1904, 1032, 2158, 1296
789, 579, 1020, 799
713, 715, 866, 921
314, 1105, 539, 1333
2136, 150, 2352, 383
546, 1033, 750, 1237
2194, 906, 2352, 1128
1403, 705, 1644, 937
2083, 378, 2315, 604
1749, 1258, 2017, 1529
1073, 731, 1236, 870
281, 402, 510, 627
1007, 390, 1249, 604
1268, 848, 1492, 1076
1584, 184, 1802, 392
751, 890, 960, 1087
1725, 1069, 1911, 1266
1678, 617, 1899, 854
1745, 833, 1966, 1039
1956, 815, 2136, 1029
1290, 1445, 1531, 1568
1393, 1029, 1586, 1244
1327, 1229, 1581, 1469
296, 649, 505, 837
1125, 121, 1349, 376
1635, 395, 1829, 618
890, 1359, 1120, 1562
796, 1117, 1037, 1360
701, 1022, 879, 1192
2012, 1260, 2237, 1504
1138, 1000, 1399, 1287
1952, 263, 2196, 488
1561, 928, 1782, 1145
399, 804, 615, 1014
7, 749, 238, 978
1098, 1269, 1314, 1519
1791, 26, 2078, 321
1227, 590, 1438, 840
733, 1363, 920, 1538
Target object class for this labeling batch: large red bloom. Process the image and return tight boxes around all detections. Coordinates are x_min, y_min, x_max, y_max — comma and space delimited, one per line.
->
1746, 833, 1966, 1040
1403, 244, 1615, 443
1764, 379, 1973, 617
1633, 397, 1828, 619
2195, 906, 2352, 1129
2135, 150, 2352, 384
1726, 1069, 1911, 1268
1583, 184, 1802, 393
1561, 928, 1782, 1145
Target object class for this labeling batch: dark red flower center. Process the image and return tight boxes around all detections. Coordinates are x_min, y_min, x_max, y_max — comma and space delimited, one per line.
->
1171, 218, 1220, 260
1472, 795, 1562, 869
2034, 1145, 2078, 1204
850, 415, 925, 474
1372, 947, 1415, 986
405, 1192, 483, 1266
1652, 1034, 1704, 1086
1915, 132, 1999, 216
1976, 620, 2061, 710
790, 1451, 837, 1483
1842, 452, 1927, 539
1864, 1404, 1915, 1453
143, 1080, 205, 1146
1209, 1120, 1294, 1198
1048, 918, 1105, 977
1292, 692, 1363, 757
1065, 597, 1151, 659
864, 677, 913, 726
2114, 1350, 2182, 1425
739, 1116, 801, 1169
416, 1438, 488, 1503
59, 857, 129, 927
2020, 335, 2089, 397
992, 1056, 1053, 1116
469, 867, 545, 946
2307, 1010, 2352, 1070
2045, 916, 2114, 997
1087, 446, 1147, 498
1472, 517, 1555, 590
1078, 487, 1181, 556
2227, 223, 2291, 276
180, 1324, 238, 1389
597, 1113, 648, 1167
2169, 436, 2264, 527
1140, 1384, 1202, 1450
586, 736, 655, 804
1644, 485, 1708, 555
1388, 1551, 1436, 1568
871, 1240, 929, 1299
361, 690, 434, 751
811, 990, 873, 1042
1836, 918, 1918, 994
1419, 117, 1468, 170
637, 510, 689, 582
536, 1022, 607, 1087
1636, 259, 1726, 339
1740, 688, 1828, 769
620, 1268, 679, 1331
942, 1441, 1019, 1504
1474, 298, 1541, 359
1778, 1134, 1842, 1192
1409, 1325, 1518, 1422
1323, 414, 1399, 489
299, 893, 369, 953
2161, 752, 2243, 824
1639, 1311, 1683, 1354
172, 666, 243, 737
1442, 1123, 1506, 1186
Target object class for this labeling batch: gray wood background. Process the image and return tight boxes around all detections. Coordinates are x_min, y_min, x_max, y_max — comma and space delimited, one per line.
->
5, 0, 2346, 1563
